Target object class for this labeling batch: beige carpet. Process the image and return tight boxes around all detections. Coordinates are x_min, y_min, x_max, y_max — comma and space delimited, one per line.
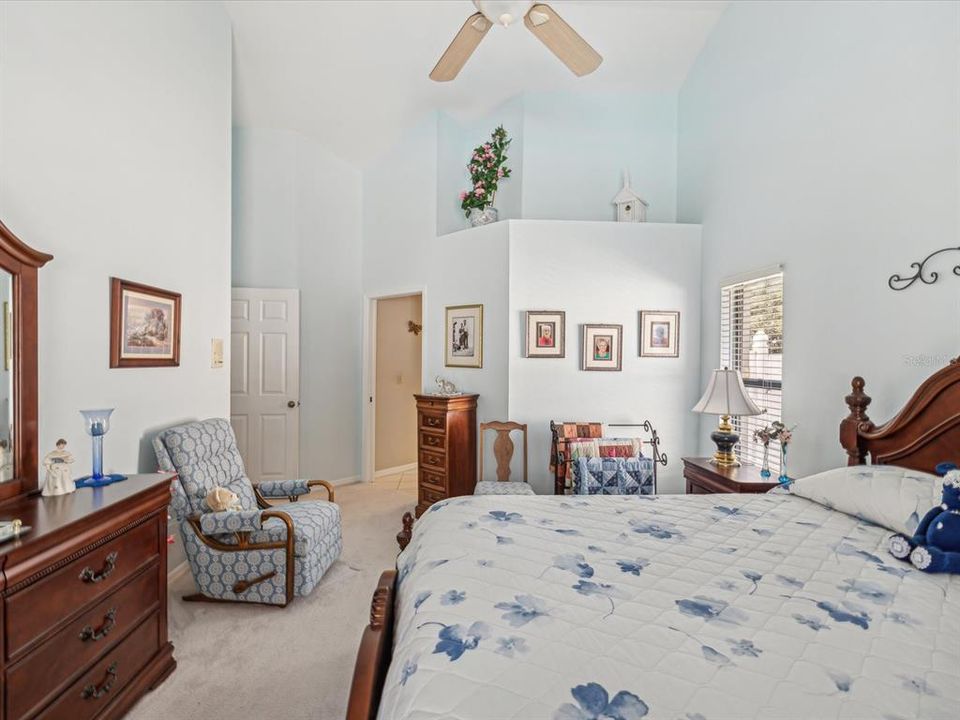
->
128, 472, 417, 720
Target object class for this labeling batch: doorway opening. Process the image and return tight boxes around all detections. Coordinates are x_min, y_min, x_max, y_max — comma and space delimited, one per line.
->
366, 292, 422, 491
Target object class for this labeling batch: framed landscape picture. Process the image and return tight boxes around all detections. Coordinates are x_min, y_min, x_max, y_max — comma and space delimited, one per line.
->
445, 304, 483, 368
524, 310, 565, 358
639, 310, 680, 358
581, 324, 622, 371
110, 277, 181, 368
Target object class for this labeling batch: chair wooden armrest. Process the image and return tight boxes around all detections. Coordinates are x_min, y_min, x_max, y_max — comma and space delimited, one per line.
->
307, 479, 335, 502
185, 509, 297, 605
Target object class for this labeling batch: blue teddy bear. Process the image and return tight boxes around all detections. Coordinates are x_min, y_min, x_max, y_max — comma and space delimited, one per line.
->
888, 464, 960, 573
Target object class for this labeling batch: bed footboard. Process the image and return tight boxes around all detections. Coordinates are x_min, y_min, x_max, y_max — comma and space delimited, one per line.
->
346, 568, 397, 720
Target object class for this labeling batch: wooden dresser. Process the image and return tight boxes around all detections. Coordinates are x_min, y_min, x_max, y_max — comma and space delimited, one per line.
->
0, 474, 176, 720
414, 394, 478, 516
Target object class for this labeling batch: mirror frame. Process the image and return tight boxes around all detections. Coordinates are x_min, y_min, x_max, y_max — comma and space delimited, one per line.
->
0, 220, 53, 504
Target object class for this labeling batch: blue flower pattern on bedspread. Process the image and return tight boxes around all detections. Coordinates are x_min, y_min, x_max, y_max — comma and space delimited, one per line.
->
378, 492, 960, 720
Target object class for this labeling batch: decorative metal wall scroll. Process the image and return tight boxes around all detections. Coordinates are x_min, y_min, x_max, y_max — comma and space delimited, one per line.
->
888, 246, 960, 291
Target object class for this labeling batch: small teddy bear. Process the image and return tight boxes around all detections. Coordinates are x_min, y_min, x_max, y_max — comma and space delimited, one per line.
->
205, 485, 242, 512
889, 468, 960, 573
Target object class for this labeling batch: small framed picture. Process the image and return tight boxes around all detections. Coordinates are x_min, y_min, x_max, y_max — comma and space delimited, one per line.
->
640, 310, 680, 358
582, 324, 622, 371
524, 310, 565, 358
110, 278, 181, 368
445, 304, 483, 368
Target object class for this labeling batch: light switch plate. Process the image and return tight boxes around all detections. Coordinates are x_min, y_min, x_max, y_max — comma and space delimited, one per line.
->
211, 338, 224, 368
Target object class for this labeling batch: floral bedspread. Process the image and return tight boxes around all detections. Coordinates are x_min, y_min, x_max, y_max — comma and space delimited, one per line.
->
378, 493, 959, 720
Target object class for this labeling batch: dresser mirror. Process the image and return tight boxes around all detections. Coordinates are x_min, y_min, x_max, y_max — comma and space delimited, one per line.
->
0, 220, 53, 504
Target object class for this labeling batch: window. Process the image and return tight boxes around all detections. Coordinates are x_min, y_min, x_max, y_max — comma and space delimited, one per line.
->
720, 269, 783, 472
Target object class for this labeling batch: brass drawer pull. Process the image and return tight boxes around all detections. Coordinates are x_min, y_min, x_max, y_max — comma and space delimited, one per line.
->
424, 435, 441, 447
79, 608, 117, 642
79, 551, 118, 584
425, 455, 441, 465
424, 416, 442, 427
81, 662, 118, 700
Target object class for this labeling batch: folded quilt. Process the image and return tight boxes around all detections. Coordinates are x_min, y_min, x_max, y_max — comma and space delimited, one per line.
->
573, 456, 654, 495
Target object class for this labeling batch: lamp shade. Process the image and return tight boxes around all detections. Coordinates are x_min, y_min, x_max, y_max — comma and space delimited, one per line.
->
692, 368, 764, 417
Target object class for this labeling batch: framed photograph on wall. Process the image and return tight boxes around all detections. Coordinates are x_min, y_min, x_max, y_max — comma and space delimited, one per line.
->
639, 310, 680, 358
524, 310, 565, 358
445, 304, 483, 368
110, 277, 181, 368
581, 324, 622, 371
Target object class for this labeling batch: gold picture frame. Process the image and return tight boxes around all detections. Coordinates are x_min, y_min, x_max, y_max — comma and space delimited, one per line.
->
445, 304, 483, 368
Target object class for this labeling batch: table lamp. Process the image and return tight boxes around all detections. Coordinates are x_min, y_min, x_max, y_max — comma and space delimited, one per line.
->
692, 367, 763, 467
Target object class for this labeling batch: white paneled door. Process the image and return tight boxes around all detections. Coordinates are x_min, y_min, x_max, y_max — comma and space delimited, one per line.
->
231, 288, 300, 483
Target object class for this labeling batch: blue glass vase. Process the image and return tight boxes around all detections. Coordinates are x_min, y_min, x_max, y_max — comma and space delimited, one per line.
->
75, 409, 127, 488
778, 445, 790, 485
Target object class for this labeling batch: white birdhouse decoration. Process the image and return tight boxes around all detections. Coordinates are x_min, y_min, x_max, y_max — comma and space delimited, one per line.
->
613, 171, 648, 223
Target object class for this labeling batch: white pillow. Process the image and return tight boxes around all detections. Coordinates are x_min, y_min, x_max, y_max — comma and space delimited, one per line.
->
788, 464, 942, 536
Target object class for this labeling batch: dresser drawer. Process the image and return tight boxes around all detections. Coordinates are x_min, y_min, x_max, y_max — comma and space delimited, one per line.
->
6, 566, 159, 720
420, 469, 446, 491
419, 412, 446, 433
6, 519, 159, 659
35, 612, 160, 720
419, 431, 446, 452
418, 449, 446, 472
419, 485, 446, 506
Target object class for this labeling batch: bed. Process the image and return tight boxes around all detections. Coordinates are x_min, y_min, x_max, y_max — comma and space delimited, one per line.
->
347, 360, 960, 720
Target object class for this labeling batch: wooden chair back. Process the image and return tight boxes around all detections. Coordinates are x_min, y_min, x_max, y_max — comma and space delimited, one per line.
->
479, 421, 528, 483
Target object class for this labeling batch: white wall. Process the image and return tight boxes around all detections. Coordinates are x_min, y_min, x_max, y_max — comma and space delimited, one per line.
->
678, 0, 960, 478
0, 0, 232, 476
233, 127, 363, 482
508, 222, 702, 494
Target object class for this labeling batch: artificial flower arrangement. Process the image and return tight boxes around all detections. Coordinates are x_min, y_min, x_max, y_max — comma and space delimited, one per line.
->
459, 125, 512, 221
754, 421, 797, 482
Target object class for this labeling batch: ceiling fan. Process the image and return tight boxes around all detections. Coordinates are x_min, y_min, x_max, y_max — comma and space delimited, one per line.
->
430, 1, 602, 82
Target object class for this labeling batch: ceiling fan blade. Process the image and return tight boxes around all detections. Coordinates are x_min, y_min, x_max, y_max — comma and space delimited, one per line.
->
524, 3, 602, 77
430, 12, 492, 82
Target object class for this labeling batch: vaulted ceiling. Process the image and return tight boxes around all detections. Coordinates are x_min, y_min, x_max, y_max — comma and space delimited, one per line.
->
224, 0, 727, 166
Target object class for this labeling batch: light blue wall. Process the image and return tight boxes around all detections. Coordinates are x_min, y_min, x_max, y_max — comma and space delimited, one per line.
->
429, 91, 680, 235
522, 92, 678, 223
234, 127, 363, 482
437, 96, 524, 236
678, 0, 960, 478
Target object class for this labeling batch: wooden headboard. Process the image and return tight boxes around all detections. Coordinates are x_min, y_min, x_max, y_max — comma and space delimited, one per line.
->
841, 357, 960, 473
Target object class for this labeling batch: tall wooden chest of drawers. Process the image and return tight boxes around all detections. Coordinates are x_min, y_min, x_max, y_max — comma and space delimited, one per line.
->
0, 474, 176, 720
414, 394, 478, 517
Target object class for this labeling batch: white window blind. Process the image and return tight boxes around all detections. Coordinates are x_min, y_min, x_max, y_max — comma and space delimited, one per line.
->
720, 270, 783, 472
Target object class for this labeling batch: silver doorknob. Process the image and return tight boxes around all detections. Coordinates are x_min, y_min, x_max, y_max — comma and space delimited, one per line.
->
287, 400, 299, 408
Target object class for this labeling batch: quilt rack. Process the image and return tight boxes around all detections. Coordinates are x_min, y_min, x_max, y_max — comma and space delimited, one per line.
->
550, 420, 668, 495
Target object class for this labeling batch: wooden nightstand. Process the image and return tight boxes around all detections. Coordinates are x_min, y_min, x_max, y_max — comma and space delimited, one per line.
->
682, 456, 780, 494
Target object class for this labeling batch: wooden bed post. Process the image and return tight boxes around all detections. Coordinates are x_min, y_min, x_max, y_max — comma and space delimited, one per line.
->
840, 376, 873, 466
397, 512, 414, 551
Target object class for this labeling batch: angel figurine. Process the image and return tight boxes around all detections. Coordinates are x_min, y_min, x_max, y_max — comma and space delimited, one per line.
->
42, 439, 75, 496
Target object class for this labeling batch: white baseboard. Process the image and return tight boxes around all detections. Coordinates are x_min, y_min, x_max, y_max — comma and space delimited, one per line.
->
330, 474, 362, 486
168, 560, 190, 583
374, 463, 417, 478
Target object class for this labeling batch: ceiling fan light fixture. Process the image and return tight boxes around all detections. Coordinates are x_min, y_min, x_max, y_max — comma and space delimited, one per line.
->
474, 1, 534, 28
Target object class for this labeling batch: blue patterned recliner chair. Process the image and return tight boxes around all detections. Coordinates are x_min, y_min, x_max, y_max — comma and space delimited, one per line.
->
154, 418, 342, 607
